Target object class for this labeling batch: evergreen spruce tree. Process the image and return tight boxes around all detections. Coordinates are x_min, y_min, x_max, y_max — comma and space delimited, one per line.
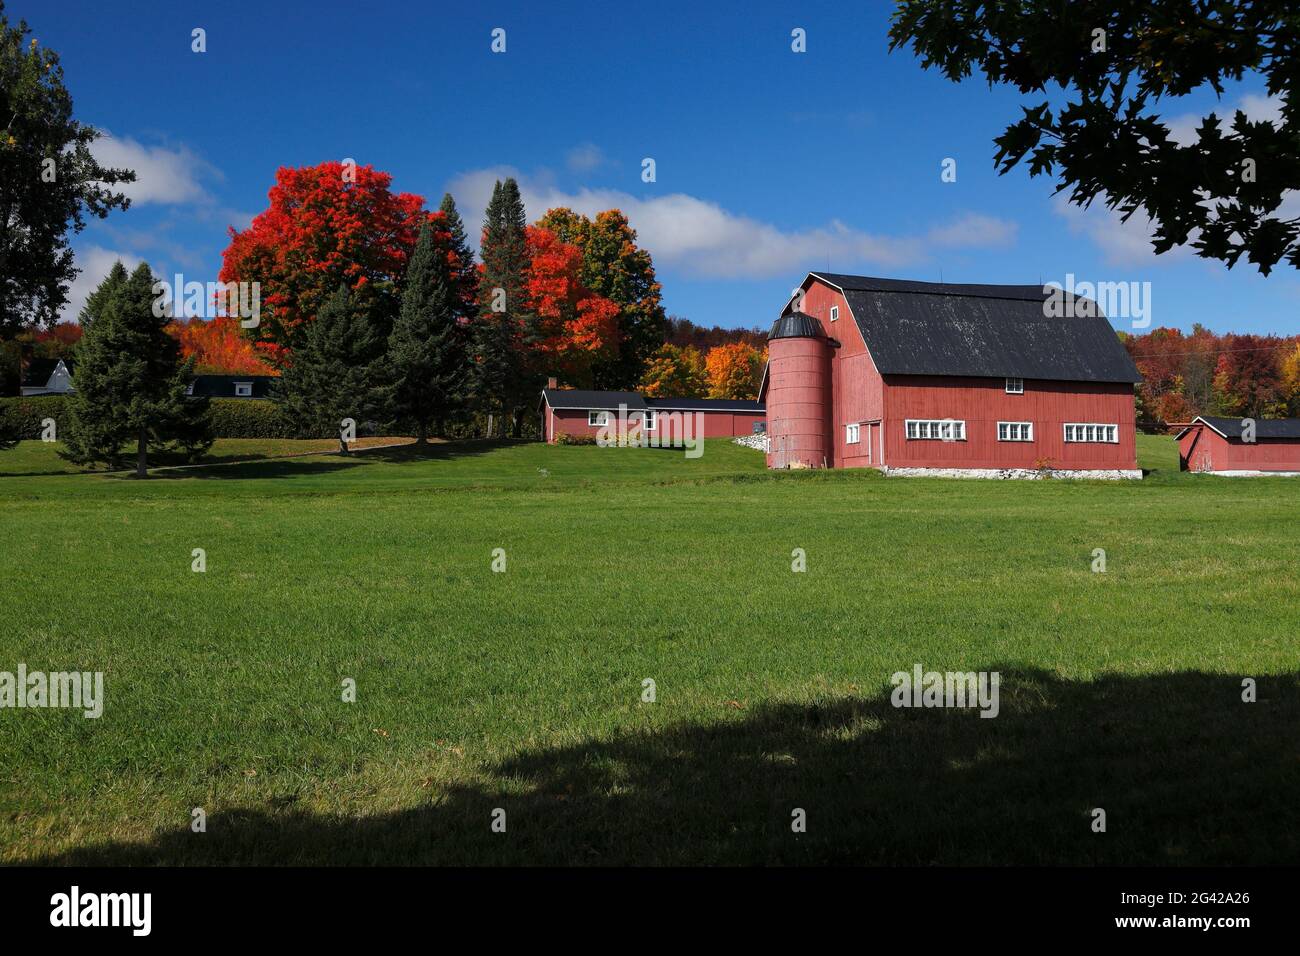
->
79, 260, 129, 326
386, 221, 468, 444
275, 285, 386, 454
473, 178, 534, 436
439, 192, 478, 324
63, 262, 213, 477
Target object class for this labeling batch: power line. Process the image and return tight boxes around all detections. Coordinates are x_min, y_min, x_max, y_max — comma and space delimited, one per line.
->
1126, 341, 1299, 360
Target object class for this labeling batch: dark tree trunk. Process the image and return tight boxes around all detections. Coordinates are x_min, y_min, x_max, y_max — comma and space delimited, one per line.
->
135, 425, 148, 478
416, 420, 428, 444
338, 436, 350, 455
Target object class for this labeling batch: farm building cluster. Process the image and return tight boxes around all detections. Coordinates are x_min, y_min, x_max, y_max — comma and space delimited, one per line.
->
13, 274, 1300, 477
542, 272, 1300, 478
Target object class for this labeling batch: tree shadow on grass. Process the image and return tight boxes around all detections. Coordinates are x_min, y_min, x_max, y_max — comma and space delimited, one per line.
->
117, 459, 367, 481
347, 439, 526, 465
130, 439, 519, 480
30, 668, 1300, 865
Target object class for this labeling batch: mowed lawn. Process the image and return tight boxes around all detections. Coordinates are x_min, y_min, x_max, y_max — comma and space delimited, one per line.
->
1, 434, 1297, 865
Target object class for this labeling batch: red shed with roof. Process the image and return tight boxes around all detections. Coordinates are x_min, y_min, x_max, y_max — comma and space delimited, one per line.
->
1174, 416, 1300, 475
539, 387, 765, 443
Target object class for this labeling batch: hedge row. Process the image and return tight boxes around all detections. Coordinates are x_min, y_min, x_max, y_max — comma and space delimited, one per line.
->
0, 394, 542, 441
0, 395, 68, 440
207, 398, 299, 438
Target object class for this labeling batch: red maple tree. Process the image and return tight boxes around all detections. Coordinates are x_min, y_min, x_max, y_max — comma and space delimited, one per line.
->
525, 226, 620, 386
218, 161, 432, 363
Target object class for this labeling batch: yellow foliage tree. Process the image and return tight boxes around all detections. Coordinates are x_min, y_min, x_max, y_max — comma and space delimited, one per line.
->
1280, 342, 1300, 415
639, 343, 708, 397
705, 343, 765, 400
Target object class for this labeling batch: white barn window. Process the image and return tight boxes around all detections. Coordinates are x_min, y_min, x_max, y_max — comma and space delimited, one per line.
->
234, 381, 253, 397
588, 410, 610, 427
905, 419, 966, 441
845, 423, 860, 444
997, 421, 1034, 442
1005, 377, 1024, 394
643, 411, 656, 431
830, 305, 839, 322
1064, 423, 1118, 443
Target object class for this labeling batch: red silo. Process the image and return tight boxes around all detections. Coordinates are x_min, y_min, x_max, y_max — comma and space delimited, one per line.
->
765, 313, 831, 468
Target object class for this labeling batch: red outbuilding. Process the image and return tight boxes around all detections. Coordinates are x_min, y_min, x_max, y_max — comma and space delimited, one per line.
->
761, 273, 1144, 477
1174, 416, 1300, 475
539, 387, 765, 444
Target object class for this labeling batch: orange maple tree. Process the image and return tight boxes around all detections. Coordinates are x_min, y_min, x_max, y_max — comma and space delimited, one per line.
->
705, 342, 765, 400
168, 316, 277, 375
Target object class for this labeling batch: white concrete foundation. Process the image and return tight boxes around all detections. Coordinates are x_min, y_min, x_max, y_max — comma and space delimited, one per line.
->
1200, 469, 1300, 477
882, 466, 1143, 480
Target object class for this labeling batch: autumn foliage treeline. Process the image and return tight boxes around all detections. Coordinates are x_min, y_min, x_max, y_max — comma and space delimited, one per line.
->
4, 161, 769, 409
208, 161, 768, 436
1122, 326, 1300, 427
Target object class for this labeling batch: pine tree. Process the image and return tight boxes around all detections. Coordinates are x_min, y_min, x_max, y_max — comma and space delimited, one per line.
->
275, 285, 386, 454
439, 192, 478, 324
474, 178, 533, 436
387, 221, 468, 443
63, 262, 213, 477
80, 260, 129, 326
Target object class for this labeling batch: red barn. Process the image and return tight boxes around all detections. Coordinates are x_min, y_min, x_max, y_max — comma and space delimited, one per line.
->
1174, 416, 1300, 475
539, 387, 765, 443
761, 273, 1143, 477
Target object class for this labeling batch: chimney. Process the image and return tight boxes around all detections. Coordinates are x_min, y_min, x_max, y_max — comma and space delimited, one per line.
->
546, 376, 557, 390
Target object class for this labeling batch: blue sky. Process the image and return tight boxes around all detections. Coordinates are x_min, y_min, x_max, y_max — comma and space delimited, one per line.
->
22, 0, 1300, 336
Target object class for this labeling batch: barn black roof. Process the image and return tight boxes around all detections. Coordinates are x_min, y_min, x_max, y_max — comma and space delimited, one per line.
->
1180, 415, 1300, 441
804, 272, 1142, 384
540, 388, 647, 410
645, 397, 764, 412
539, 388, 764, 414
188, 374, 277, 398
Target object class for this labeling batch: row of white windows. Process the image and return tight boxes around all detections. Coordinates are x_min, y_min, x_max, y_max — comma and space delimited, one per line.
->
847, 420, 1120, 444
903, 419, 967, 441
1063, 423, 1119, 443
588, 410, 656, 430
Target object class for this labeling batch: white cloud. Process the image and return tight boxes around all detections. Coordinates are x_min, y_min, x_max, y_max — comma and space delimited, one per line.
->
446, 167, 1017, 279
92, 133, 217, 205
61, 246, 143, 322
926, 212, 1019, 249
1052, 192, 1193, 267
565, 143, 606, 173
1165, 93, 1283, 145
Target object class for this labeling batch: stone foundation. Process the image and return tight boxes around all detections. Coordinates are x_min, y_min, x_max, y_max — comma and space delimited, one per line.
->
882, 466, 1143, 481
1203, 469, 1300, 477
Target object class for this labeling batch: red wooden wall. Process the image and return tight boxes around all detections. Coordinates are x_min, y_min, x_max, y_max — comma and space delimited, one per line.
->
883, 376, 1138, 470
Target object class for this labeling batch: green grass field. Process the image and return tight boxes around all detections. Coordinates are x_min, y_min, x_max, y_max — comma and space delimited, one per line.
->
1, 434, 1297, 865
